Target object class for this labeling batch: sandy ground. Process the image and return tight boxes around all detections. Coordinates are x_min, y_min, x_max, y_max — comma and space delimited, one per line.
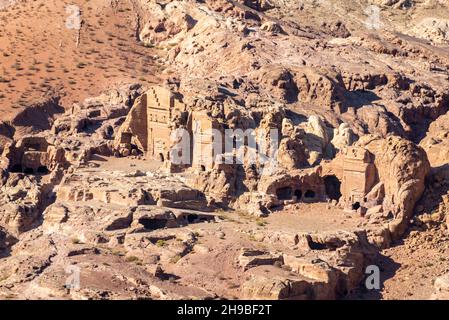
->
0, 0, 161, 120
90, 155, 162, 172
267, 203, 365, 234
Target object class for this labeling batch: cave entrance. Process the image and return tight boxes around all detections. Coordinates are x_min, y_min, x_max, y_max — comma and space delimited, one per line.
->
37, 166, 49, 175
294, 189, 302, 201
138, 218, 168, 230
187, 214, 199, 223
10, 164, 23, 173
352, 202, 361, 210
158, 153, 165, 162
324, 175, 342, 201
276, 187, 293, 200
304, 190, 316, 199
24, 168, 34, 175
184, 213, 214, 225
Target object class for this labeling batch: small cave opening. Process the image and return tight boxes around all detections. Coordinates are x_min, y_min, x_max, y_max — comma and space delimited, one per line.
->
37, 166, 49, 175
154, 24, 166, 33
184, 214, 214, 225
187, 214, 199, 223
324, 175, 342, 201
352, 202, 361, 210
200, 165, 206, 172
294, 189, 302, 201
158, 153, 165, 162
308, 238, 341, 251
10, 164, 23, 173
276, 187, 293, 200
24, 168, 34, 175
309, 240, 327, 250
138, 218, 168, 230
105, 125, 114, 138
304, 190, 316, 199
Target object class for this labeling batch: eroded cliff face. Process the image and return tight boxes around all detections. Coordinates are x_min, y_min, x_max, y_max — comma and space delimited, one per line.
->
0, 0, 448, 300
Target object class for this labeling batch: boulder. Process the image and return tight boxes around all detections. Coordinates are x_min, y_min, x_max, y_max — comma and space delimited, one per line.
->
359, 135, 431, 239
237, 248, 283, 271
432, 273, 449, 299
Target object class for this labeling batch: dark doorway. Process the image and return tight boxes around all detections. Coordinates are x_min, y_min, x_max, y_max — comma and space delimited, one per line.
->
276, 187, 293, 200
324, 175, 342, 201
187, 214, 199, 223
158, 153, 165, 162
24, 168, 34, 175
309, 241, 327, 250
294, 189, 302, 201
106, 125, 114, 138
304, 190, 316, 199
37, 166, 49, 174
352, 202, 361, 210
10, 164, 23, 173
138, 218, 168, 230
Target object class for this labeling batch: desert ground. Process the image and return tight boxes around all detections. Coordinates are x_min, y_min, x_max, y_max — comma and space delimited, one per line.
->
1, 0, 449, 300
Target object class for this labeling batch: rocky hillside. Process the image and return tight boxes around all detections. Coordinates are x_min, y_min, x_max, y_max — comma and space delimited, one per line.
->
0, 0, 449, 300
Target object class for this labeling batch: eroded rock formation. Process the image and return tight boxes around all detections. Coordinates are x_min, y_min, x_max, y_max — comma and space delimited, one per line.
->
0, 0, 448, 300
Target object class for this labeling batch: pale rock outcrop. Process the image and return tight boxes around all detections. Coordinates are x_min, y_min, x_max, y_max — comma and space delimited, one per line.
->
415, 164, 449, 229
279, 118, 355, 169
0, 173, 47, 235
242, 266, 317, 300
410, 18, 449, 44
231, 191, 278, 217
277, 137, 308, 169
299, 115, 332, 166
242, 230, 376, 300
330, 123, 357, 154
139, 1, 197, 47
359, 135, 431, 239
432, 273, 449, 300
420, 112, 449, 167
322, 134, 430, 246
260, 21, 284, 34
238, 248, 283, 271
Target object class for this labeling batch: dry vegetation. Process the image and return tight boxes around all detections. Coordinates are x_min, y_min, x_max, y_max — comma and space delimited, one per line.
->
0, 0, 161, 120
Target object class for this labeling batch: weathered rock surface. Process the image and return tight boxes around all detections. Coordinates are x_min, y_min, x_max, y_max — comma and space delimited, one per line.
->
432, 273, 449, 300
420, 112, 449, 167
0, 0, 449, 301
